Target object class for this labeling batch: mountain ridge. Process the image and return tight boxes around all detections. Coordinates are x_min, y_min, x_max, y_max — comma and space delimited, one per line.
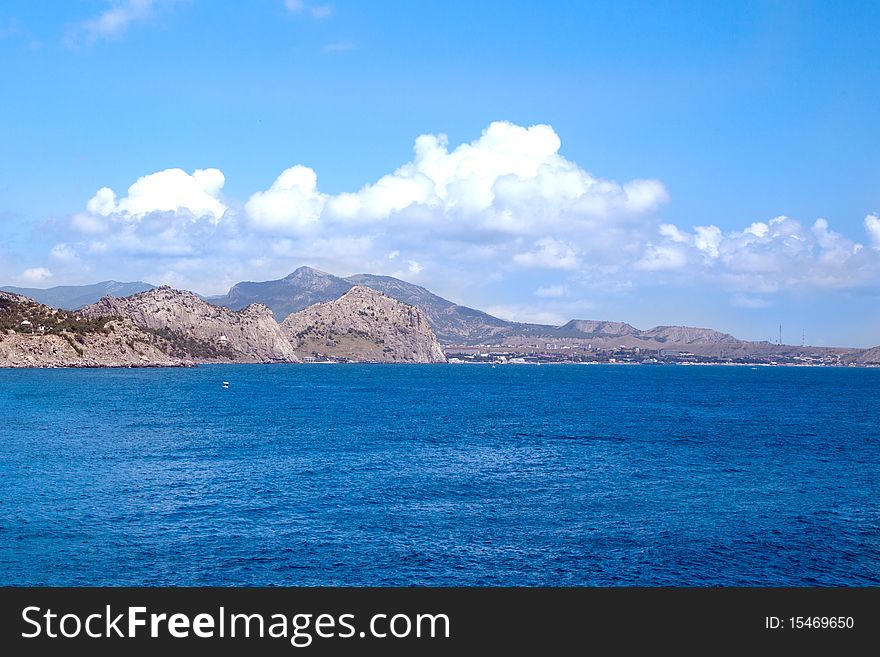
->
206, 267, 776, 349
4, 270, 874, 354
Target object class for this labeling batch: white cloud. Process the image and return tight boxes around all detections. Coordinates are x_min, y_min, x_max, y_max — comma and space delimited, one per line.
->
311, 5, 334, 20
642, 214, 878, 292
71, 212, 110, 235
249, 121, 668, 240
37, 121, 879, 306
285, 1, 333, 19
636, 244, 688, 271
66, 168, 231, 263
513, 238, 579, 270
694, 225, 722, 258
86, 168, 227, 222
49, 244, 78, 264
71, 0, 156, 44
745, 221, 769, 238
19, 267, 52, 284
866, 213, 880, 248
658, 223, 688, 243
245, 165, 324, 233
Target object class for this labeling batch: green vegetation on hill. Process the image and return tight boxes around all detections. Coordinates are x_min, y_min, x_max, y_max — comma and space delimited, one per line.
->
0, 295, 114, 336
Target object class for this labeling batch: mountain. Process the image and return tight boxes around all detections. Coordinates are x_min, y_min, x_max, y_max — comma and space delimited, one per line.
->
81, 287, 300, 363
207, 267, 805, 349
211, 267, 352, 320
0, 281, 155, 310
282, 286, 446, 363
24, 270, 870, 360
0, 290, 183, 368
210, 268, 757, 348
342, 273, 523, 343
210, 266, 538, 343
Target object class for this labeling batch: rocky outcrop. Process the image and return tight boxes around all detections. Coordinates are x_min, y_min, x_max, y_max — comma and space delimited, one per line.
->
282, 286, 446, 363
0, 291, 183, 367
852, 346, 880, 365
81, 287, 300, 363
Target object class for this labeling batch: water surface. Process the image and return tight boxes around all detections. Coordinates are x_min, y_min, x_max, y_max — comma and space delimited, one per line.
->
1, 364, 877, 585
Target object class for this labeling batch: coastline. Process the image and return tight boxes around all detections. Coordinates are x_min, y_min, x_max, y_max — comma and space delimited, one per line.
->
2, 359, 877, 370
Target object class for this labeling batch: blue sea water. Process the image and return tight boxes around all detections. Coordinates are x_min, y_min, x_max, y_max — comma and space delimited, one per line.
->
0, 364, 877, 586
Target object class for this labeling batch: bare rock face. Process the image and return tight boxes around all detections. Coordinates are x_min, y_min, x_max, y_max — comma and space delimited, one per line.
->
0, 291, 183, 367
81, 287, 300, 363
853, 346, 880, 365
282, 286, 446, 363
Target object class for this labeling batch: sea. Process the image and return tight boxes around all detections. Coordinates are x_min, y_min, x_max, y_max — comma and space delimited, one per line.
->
0, 364, 877, 586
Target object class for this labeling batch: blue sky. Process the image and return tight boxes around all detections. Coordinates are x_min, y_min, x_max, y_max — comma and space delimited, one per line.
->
1, 1, 878, 346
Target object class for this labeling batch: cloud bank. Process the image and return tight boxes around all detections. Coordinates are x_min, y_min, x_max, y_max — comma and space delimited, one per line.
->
31, 121, 879, 308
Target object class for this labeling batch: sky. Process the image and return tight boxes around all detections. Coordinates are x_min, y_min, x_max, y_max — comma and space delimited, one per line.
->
1, 0, 878, 346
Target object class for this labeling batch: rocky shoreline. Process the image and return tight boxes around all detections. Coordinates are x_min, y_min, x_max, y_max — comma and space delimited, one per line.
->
1, 285, 448, 368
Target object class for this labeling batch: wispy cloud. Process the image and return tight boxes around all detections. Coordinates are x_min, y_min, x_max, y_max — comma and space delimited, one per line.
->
310, 5, 334, 20
67, 0, 157, 45
285, 1, 333, 20
322, 41, 354, 53
18, 267, 53, 285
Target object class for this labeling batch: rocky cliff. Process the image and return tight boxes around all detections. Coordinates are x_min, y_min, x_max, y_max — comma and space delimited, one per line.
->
81, 286, 300, 363
282, 286, 446, 363
0, 291, 183, 367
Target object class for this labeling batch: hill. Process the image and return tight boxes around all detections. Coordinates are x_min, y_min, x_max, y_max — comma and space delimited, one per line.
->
81, 287, 300, 363
282, 286, 446, 363
0, 290, 183, 367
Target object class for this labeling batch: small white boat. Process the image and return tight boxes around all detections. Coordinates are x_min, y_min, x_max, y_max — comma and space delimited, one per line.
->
222, 381, 230, 389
